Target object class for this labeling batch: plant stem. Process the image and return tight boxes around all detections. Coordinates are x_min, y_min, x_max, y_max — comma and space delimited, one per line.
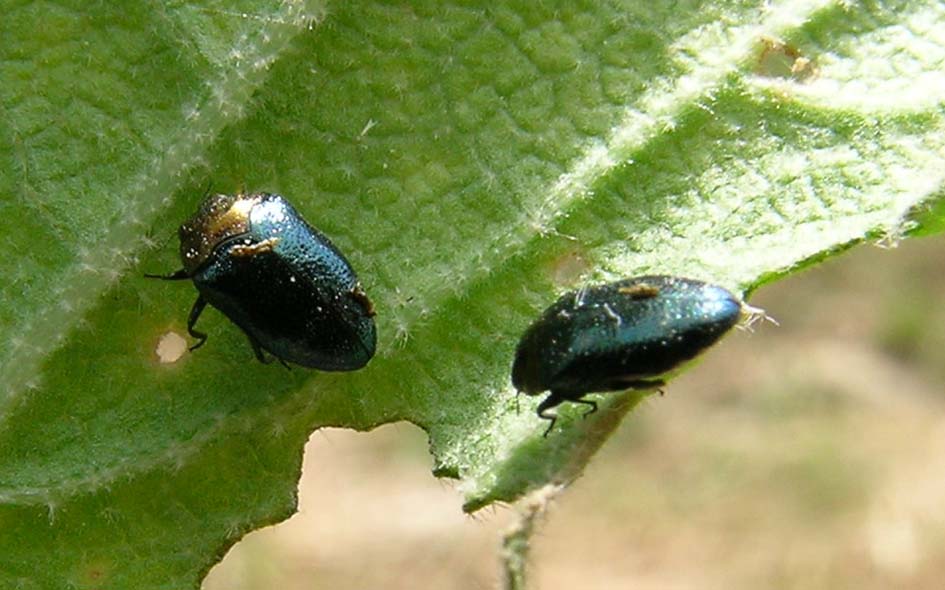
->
501, 484, 563, 590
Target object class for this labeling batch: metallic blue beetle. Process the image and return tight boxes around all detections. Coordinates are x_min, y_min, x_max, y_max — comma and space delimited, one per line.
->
512, 276, 742, 435
149, 192, 376, 370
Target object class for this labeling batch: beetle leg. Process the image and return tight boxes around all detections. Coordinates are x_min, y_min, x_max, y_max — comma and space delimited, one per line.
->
246, 334, 292, 370
540, 415, 557, 438
246, 334, 271, 364
573, 397, 598, 418
536, 393, 564, 437
145, 269, 190, 280
185, 296, 209, 351
629, 378, 667, 397
627, 378, 666, 391
605, 377, 666, 392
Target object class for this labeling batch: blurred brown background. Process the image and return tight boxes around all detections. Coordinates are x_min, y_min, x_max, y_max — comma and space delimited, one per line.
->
204, 236, 945, 590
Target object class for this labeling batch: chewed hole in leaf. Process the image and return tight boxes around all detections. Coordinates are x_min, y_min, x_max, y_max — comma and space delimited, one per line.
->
755, 36, 818, 82
547, 249, 591, 287
156, 331, 188, 364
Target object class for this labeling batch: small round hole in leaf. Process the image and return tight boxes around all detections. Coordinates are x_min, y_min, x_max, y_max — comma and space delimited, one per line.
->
156, 331, 187, 364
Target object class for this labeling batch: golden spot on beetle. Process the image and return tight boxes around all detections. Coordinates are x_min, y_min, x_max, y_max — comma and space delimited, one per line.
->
548, 249, 591, 287
179, 193, 262, 273
618, 283, 660, 300
156, 331, 188, 364
755, 36, 818, 82
230, 237, 279, 258
351, 283, 376, 317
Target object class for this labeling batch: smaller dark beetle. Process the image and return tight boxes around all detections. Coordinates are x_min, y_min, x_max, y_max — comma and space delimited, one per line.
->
148, 191, 376, 370
512, 276, 742, 435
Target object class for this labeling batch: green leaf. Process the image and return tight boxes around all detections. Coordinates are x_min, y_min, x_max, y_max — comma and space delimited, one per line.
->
1, 0, 943, 587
